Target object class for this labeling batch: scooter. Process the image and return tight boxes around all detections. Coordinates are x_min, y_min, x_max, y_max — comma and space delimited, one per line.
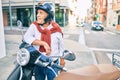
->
7, 42, 76, 80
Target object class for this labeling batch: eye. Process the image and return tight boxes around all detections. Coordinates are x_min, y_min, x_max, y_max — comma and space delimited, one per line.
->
37, 10, 43, 14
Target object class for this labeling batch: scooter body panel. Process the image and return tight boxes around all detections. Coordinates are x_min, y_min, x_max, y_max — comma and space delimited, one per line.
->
7, 64, 20, 80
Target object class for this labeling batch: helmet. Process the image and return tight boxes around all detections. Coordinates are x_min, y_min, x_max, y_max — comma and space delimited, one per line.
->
36, 3, 54, 23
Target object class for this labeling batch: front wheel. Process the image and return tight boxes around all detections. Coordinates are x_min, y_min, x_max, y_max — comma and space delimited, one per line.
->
101, 28, 104, 31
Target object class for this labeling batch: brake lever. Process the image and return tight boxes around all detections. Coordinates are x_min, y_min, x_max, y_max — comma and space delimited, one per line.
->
35, 54, 52, 67
50, 62, 67, 72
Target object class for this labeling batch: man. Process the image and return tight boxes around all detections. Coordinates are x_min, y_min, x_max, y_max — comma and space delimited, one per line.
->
23, 2, 65, 80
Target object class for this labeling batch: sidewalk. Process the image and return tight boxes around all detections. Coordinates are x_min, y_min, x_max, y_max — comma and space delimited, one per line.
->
104, 26, 120, 34
0, 25, 95, 80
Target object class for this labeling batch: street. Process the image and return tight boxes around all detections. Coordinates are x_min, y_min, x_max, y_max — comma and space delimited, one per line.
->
83, 25, 120, 63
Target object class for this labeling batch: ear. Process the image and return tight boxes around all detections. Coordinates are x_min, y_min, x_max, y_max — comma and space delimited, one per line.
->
44, 14, 52, 23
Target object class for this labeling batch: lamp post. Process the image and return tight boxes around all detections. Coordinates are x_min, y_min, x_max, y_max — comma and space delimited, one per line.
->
9, 0, 12, 30
33, 0, 36, 21
52, 0, 55, 21
63, 8, 66, 27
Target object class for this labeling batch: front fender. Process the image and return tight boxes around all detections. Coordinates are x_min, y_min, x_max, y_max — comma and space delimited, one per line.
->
7, 64, 20, 80
21, 66, 34, 80
7, 64, 34, 80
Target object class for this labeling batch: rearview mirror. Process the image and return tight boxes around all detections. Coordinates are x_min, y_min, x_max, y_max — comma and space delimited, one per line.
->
63, 50, 76, 61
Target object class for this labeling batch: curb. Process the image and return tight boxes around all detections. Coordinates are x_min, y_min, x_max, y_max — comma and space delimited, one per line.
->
104, 27, 120, 35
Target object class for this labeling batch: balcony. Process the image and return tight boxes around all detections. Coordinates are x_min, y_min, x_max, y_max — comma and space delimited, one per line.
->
99, 7, 107, 14
112, 2, 120, 11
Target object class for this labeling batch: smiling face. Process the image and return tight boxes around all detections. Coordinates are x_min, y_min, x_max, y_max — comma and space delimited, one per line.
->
36, 9, 48, 24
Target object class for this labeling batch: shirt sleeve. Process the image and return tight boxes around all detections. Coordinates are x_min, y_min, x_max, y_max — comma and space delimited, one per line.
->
23, 24, 36, 45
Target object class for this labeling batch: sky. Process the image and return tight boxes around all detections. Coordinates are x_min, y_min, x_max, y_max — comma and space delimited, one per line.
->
77, 0, 92, 18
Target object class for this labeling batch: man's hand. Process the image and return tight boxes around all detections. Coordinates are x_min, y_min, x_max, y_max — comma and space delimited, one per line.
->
60, 58, 65, 73
32, 39, 51, 55
43, 42, 51, 55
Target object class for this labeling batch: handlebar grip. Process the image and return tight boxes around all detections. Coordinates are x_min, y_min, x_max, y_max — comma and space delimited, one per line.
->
52, 63, 67, 71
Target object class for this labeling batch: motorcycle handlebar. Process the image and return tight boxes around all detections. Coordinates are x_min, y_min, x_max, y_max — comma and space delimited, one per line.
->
51, 62, 67, 71
34, 54, 67, 71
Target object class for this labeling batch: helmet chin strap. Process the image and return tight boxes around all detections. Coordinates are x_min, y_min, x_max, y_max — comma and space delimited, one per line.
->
38, 21, 50, 26
38, 22, 45, 26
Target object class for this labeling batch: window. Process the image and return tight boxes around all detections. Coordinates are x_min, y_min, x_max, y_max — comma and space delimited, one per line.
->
118, 15, 120, 25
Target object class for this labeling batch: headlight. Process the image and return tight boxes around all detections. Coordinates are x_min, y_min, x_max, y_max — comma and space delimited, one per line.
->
17, 48, 30, 66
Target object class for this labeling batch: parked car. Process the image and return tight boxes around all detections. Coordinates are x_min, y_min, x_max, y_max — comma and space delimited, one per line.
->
91, 21, 104, 31
76, 21, 85, 27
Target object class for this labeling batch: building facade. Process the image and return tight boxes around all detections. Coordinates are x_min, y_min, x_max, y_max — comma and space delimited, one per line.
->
112, 0, 120, 30
89, 0, 120, 30
96, 0, 107, 24
87, 0, 97, 23
88, 0, 107, 26
106, 0, 117, 28
2, 0, 69, 27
